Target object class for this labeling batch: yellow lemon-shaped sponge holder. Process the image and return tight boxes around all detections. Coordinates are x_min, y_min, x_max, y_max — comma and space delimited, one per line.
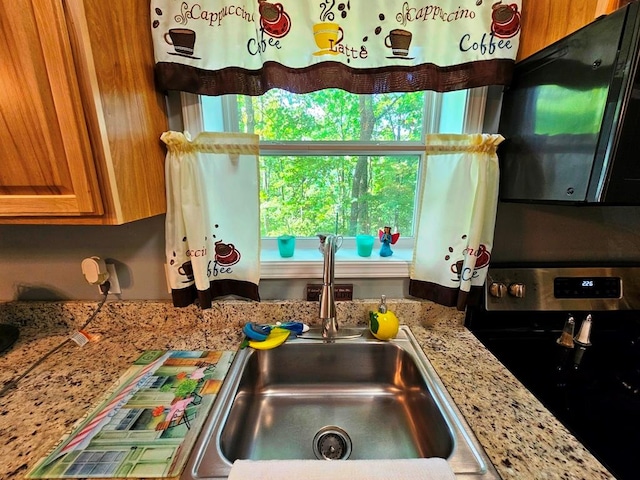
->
369, 295, 399, 340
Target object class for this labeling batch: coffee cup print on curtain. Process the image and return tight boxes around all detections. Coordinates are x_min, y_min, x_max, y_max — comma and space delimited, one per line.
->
447, 236, 492, 283
490, 2, 521, 38
259, 1, 292, 38
164, 28, 200, 59
313, 23, 344, 55
313, 1, 349, 56
385, 29, 413, 59
214, 240, 241, 266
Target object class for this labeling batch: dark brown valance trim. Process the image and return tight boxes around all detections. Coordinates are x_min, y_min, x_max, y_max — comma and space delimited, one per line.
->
170, 286, 198, 308
171, 279, 260, 309
409, 279, 482, 311
155, 59, 514, 96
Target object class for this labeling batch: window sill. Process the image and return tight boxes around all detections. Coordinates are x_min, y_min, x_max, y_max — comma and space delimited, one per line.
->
260, 247, 412, 279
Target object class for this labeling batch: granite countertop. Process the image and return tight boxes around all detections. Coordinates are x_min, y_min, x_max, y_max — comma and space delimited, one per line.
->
0, 300, 614, 480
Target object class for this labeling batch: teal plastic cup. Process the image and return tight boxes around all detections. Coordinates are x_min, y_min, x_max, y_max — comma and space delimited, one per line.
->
277, 235, 295, 258
356, 234, 375, 257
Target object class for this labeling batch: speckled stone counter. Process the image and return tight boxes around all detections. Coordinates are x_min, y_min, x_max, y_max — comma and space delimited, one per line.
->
0, 300, 614, 480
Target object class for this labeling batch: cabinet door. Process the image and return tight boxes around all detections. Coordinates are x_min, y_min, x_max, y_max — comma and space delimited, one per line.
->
518, 0, 629, 61
0, 0, 102, 216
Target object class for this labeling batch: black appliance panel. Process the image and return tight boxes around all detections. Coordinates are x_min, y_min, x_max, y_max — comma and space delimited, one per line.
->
467, 267, 640, 480
553, 276, 621, 298
498, 3, 640, 204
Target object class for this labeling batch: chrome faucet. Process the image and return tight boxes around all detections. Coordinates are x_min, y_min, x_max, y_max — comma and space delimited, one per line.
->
318, 234, 341, 339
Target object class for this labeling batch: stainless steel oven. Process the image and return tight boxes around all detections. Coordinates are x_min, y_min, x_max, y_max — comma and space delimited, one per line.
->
465, 266, 640, 480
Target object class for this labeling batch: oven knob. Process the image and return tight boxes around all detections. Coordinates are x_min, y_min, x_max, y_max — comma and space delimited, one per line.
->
508, 283, 526, 298
489, 282, 507, 298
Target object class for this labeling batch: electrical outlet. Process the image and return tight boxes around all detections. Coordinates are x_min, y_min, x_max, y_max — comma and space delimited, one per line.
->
306, 284, 353, 301
103, 263, 121, 295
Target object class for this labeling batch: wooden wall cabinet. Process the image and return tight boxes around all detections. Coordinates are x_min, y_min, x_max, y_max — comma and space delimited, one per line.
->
2, 1, 626, 224
0, 0, 168, 224
518, 0, 631, 61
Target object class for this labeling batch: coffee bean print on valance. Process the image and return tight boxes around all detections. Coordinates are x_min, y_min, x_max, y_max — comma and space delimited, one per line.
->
150, 0, 522, 95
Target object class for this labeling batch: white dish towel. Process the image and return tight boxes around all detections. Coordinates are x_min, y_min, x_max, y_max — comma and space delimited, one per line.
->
228, 458, 456, 480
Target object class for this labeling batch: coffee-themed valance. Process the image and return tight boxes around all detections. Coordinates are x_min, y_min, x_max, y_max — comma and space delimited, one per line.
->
150, 0, 522, 95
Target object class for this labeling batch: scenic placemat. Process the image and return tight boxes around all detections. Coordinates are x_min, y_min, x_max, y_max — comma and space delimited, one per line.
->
27, 350, 234, 479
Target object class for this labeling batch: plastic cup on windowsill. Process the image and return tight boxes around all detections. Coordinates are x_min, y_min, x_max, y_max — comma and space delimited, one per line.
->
277, 235, 296, 258
356, 234, 375, 257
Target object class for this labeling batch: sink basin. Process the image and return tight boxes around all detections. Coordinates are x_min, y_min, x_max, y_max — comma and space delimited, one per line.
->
181, 326, 499, 479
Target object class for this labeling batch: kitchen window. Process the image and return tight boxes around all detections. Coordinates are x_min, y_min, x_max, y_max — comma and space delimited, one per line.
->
177, 87, 487, 278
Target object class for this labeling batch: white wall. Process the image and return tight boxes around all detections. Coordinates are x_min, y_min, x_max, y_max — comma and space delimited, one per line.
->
0, 216, 168, 301
492, 203, 640, 264
1, 203, 640, 302
0, 215, 408, 301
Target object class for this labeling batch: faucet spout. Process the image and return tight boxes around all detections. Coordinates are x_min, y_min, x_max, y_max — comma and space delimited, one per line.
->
318, 234, 341, 339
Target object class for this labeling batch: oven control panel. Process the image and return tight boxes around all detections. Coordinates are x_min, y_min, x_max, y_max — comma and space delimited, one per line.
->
554, 277, 621, 299
484, 267, 640, 311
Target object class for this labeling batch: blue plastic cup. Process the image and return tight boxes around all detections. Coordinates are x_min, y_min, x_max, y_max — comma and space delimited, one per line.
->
277, 235, 295, 258
356, 234, 375, 257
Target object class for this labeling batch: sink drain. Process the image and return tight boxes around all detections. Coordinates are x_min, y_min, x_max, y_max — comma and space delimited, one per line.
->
313, 426, 352, 460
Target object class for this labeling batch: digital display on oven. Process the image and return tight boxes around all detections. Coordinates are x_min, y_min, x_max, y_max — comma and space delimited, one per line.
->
554, 277, 621, 298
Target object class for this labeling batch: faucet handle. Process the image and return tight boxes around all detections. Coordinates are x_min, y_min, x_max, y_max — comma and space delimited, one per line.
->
317, 234, 343, 253
317, 233, 329, 254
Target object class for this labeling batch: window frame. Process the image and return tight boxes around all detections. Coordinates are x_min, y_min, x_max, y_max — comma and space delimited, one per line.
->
178, 88, 487, 279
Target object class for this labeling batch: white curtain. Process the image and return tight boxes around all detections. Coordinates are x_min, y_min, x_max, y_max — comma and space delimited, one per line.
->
162, 131, 261, 308
410, 134, 503, 310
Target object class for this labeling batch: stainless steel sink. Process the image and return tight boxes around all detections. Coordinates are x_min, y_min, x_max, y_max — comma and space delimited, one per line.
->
181, 326, 500, 479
